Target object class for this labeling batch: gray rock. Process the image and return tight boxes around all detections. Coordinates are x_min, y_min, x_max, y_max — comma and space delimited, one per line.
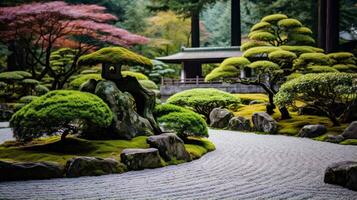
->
298, 125, 327, 138
83, 80, 154, 140
298, 105, 325, 116
147, 133, 191, 162
120, 148, 164, 170
209, 108, 234, 129
65, 157, 125, 178
228, 116, 251, 131
342, 121, 357, 139
249, 100, 265, 105
0, 161, 64, 182
324, 161, 357, 191
326, 135, 345, 143
252, 112, 278, 134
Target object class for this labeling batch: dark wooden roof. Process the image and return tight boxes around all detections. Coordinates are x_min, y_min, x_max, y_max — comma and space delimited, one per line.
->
156, 46, 243, 64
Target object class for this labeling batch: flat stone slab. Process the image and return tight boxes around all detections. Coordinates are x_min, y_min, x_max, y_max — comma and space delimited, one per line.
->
120, 148, 163, 170
1, 129, 357, 199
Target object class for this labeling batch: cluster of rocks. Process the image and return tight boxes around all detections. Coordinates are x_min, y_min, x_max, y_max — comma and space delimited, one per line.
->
0, 133, 191, 182
298, 121, 357, 143
209, 108, 278, 134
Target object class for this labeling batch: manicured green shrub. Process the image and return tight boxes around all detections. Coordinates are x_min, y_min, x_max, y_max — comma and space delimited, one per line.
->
68, 74, 102, 89
293, 53, 331, 72
122, 71, 148, 80
275, 73, 357, 126
10, 90, 113, 141
18, 96, 38, 104
34, 85, 50, 96
0, 71, 31, 81
328, 52, 357, 73
166, 88, 240, 121
154, 104, 208, 138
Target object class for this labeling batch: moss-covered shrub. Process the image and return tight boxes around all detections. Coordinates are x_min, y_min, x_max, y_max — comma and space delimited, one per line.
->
18, 95, 38, 104
166, 88, 240, 121
293, 53, 331, 72
139, 80, 158, 90
10, 90, 113, 141
205, 57, 250, 82
34, 85, 50, 96
328, 52, 357, 73
154, 104, 208, 138
275, 73, 357, 125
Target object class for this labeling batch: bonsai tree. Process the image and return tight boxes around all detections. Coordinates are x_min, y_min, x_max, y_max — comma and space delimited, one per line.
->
274, 73, 357, 126
205, 13, 337, 119
10, 90, 113, 142
78, 47, 162, 134
166, 88, 240, 122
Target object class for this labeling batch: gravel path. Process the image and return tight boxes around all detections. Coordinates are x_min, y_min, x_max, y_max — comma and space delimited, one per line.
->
1, 129, 357, 200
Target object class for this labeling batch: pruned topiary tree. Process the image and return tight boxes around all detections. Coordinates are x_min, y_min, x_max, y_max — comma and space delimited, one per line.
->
78, 46, 162, 134
10, 90, 113, 142
274, 73, 357, 126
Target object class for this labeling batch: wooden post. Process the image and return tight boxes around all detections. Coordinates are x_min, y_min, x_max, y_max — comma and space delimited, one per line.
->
191, 10, 200, 47
231, 0, 241, 46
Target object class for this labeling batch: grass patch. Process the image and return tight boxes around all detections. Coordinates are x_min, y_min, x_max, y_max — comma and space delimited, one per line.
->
184, 137, 216, 160
234, 93, 269, 104
340, 139, 357, 145
0, 135, 216, 165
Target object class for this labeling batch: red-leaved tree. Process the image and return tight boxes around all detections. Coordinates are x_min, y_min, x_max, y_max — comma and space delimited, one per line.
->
0, 1, 149, 89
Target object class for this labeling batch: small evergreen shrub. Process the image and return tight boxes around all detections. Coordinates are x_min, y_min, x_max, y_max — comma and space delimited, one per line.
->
166, 88, 240, 121
154, 104, 208, 138
139, 80, 158, 90
10, 90, 113, 141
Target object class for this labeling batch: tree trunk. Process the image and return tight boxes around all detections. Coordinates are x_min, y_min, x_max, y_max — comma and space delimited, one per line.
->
191, 10, 200, 47
231, 0, 241, 46
279, 106, 291, 119
61, 130, 70, 141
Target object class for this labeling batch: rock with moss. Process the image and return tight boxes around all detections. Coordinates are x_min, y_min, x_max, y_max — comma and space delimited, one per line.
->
147, 133, 191, 162
342, 121, 357, 139
120, 148, 164, 170
228, 116, 251, 131
252, 112, 278, 134
324, 161, 357, 191
82, 80, 154, 140
0, 161, 64, 181
65, 157, 125, 178
209, 108, 234, 129
298, 125, 327, 138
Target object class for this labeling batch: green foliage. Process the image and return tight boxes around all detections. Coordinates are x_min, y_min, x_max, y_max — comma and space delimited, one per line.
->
50, 48, 76, 74
10, 90, 113, 141
166, 88, 240, 120
328, 52, 357, 73
18, 95, 38, 104
122, 71, 148, 80
291, 27, 313, 35
277, 18, 302, 28
154, 103, 208, 138
78, 47, 153, 68
159, 112, 208, 138
274, 73, 357, 125
69, 74, 102, 89
241, 41, 270, 51
288, 34, 315, 45
249, 31, 276, 41
307, 66, 339, 73
280, 45, 323, 56
205, 57, 250, 82
261, 14, 288, 23
0, 71, 31, 81
268, 50, 297, 67
34, 85, 50, 96
293, 53, 331, 71
139, 80, 158, 90
243, 46, 280, 59
248, 61, 279, 71
250, 21, 271, 32
21, 79, 40, 85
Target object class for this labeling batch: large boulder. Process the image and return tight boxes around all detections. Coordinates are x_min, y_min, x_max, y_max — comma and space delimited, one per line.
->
228, 116, 251, 131
324, 161, 357, 191
252, 112, 278, 134
341, 121, 357, 139
298, 125, 327, 138
65, 157, 125, 178
147, 133, 191, 162
209, 108, 234, 128
83, 80, 154, 140
0, 161, 64, 181
120, 148, 164, 170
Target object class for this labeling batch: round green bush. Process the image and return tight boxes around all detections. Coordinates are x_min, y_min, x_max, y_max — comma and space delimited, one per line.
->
10, 90, 113, 141
154, 104, 208, 138
166, 88, 240, 120
139, 80, 158, 90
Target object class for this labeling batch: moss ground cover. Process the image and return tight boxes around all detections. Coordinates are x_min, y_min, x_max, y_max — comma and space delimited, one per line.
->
233, 93, 349, 142
0, 135, 215, 166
